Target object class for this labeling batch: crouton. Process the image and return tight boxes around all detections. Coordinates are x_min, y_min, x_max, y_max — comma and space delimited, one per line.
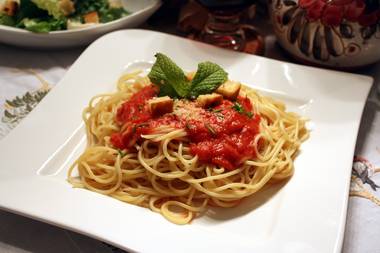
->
196, 93, 223, 108
83, 11, 100, 24
216, 80, 241, 100
59, 0, 75, 16
148, 96, 174, 117
108, 0, 123, 8
2, 0, 18, 16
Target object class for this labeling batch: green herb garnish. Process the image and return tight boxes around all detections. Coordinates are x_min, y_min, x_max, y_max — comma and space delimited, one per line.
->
232, 102, 244, 113
136, 123, 149, 128
148, 53, 228, 99
215, 113, 224, 119
205, 123, 217, 137
185, 122, 194, 130
117, 149, 126, 157
232, 102, 253, 118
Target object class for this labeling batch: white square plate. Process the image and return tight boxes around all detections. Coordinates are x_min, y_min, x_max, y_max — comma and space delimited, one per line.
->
0, 30, 372, 253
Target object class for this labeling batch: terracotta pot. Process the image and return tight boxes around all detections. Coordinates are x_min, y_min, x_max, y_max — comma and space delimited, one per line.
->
268, 0, 380, 69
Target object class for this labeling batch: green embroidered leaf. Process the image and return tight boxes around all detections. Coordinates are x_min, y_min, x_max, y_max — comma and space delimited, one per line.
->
23, 94, 31, 103
35, 90, 48, 101
4, 110, 15, 118
2, 88, 50, 130
26, 104, 33, 112
5, 100, 15, 107
14, 96, 24, 107
25, 92, 34, 102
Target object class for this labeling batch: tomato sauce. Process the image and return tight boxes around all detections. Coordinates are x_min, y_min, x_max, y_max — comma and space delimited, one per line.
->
111, 85, 261, 170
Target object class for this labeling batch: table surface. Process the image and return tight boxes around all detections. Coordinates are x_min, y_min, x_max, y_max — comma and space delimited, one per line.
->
0, 21, 380, 253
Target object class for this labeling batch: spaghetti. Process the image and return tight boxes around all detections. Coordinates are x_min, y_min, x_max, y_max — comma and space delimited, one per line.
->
68, 70, 308, 225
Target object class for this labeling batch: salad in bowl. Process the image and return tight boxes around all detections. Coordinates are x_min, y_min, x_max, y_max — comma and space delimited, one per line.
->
0, 0, 161, 48
0, 0, 130, 32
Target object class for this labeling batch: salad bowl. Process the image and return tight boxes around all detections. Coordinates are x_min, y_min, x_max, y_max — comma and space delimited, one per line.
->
0, 0, 161, 49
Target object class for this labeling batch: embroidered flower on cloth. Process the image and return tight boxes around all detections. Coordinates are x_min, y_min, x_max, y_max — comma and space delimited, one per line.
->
0, 69, 50, 139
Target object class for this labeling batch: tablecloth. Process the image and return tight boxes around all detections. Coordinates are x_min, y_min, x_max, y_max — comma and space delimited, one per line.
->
0, 35, 379, 253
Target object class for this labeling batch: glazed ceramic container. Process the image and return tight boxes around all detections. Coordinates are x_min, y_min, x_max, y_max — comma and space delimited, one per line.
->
269, 0, 380, 69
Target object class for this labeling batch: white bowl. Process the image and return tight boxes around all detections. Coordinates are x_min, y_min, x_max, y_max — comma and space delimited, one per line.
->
0, 0, 161, 49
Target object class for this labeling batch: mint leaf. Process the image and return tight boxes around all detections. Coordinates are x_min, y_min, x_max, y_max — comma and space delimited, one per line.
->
148, 63, 167, 85
148, 53, 190, 98
188, 62, 228, 98
158, 82, 178, 98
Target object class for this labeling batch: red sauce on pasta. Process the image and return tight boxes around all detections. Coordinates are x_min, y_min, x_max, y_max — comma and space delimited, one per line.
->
111, 85, 261, 170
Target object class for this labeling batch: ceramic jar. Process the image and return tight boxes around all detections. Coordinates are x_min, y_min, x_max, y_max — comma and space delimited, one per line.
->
269, 0, 380, 69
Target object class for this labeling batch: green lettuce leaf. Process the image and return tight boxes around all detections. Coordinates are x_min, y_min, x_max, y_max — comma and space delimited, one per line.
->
31, 0, 68, 19
100, 7, 127, 23
0, 14, 16, 26
75, 0, 128, 23
18, 17, 66, 32
17, 0, 49, 20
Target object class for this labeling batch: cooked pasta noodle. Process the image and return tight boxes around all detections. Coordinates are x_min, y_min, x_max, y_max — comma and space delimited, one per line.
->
68, 71, 309, 225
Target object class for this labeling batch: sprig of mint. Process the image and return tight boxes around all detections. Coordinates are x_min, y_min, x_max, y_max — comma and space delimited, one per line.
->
148, 53, 190, 98
148, 53, 228, 99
